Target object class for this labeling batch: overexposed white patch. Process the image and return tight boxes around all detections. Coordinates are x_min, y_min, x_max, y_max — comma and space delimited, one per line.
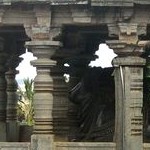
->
64, 63, 70, 67
89, 44, 117, 68
16, 49, 37, 82
64, 73, 70, 83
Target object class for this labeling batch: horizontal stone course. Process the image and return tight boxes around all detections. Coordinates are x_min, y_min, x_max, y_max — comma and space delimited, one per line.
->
1, 0, 150, 6
0, 142, 150, 149
55, 142, 116, 150
0, 142, 30, 150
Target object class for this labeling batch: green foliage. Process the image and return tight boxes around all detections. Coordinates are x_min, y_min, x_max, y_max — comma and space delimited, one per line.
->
17, 78, 34, 126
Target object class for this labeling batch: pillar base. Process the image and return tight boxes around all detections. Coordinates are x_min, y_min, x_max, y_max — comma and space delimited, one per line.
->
31, 134, 54, 150
0, 122, 6, 141
6, 121, 19, 142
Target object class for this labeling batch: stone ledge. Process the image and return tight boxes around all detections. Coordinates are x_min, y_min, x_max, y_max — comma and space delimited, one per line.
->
55, 142, 116, 150
0, 142, 30, 150
1, 0, 150, 6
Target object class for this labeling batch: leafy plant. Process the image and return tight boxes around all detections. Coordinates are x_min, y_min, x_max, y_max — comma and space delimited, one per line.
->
17, 78, 34, 126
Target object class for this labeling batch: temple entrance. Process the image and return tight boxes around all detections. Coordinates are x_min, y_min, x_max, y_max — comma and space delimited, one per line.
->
60, 25, 117, 142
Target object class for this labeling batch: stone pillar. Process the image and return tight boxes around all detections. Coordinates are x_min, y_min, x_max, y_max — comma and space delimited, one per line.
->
0, 37, 7, 141
107, 40, 146, 150
52, 52, 70, 141
5, 56, 22, 141
26, 40, 62, 149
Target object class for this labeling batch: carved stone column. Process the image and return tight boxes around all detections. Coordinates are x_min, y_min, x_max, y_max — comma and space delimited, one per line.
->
107, 39, 146, 150
5, 56, 22, 142
26, 40, 62, 149
51, 51, 70, 141
0, 37, 7, 141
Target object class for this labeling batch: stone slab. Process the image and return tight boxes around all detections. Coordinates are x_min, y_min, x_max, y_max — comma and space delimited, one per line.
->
31, 135, 54, 150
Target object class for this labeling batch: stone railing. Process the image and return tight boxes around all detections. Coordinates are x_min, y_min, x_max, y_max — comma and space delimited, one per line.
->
0, 142, 150, 150
54, 142, 116, 150
0, 142, 30, 150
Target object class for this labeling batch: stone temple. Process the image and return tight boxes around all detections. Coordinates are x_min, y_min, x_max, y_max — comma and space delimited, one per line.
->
0, 0, 150, 150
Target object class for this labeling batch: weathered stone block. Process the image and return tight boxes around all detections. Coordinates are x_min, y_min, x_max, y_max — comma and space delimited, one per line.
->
31, 135, 54, 150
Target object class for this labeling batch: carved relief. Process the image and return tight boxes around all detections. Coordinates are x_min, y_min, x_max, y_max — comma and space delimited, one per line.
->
130, 67, 143, 136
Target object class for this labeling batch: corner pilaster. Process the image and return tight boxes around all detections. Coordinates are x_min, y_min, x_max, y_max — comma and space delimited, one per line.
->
107, 22, 148, 149
106, 38, 147, 150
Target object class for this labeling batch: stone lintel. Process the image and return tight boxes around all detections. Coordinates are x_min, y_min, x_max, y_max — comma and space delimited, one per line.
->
71, 7, 92, 23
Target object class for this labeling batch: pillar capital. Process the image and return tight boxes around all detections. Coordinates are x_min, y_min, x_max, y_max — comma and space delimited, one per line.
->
24, 25, 50, 41
24, 24, 62, 41
26, 40, 62, 67
24, 4, 52, 41
26, 41, 62, 56
106, 40, 148, 57
108, 23, 147, 43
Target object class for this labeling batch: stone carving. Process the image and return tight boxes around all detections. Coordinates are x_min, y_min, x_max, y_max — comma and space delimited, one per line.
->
69, 67, 115, 141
